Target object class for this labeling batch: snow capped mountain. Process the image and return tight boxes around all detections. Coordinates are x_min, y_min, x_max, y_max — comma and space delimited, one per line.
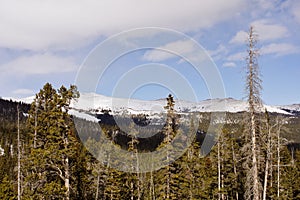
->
276, 104, 300, 115
3, 96, 35, 105
71, 93, 290, 115
277, 104, 300, 111
3, 92, 292, 120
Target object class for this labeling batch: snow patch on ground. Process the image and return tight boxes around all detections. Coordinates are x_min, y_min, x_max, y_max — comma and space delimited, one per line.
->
68, 109, 99, 123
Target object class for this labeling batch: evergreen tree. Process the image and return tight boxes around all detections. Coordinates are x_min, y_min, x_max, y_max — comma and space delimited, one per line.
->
176, 118, 200, 199
125, 122, 140, 200
211, 127, 240, 199
0, 175, 16, 200
22, 83, 90, 199
155, 94, 181, 199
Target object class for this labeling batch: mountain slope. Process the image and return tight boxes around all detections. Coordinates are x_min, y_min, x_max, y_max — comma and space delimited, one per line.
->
70, 93, 290, 115
4, 93, 292, 118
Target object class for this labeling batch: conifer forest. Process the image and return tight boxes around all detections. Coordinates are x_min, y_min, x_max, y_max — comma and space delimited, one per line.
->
0, 28, 300, 200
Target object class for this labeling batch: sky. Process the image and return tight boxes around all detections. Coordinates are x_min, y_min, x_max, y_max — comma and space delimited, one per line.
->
0, 0, 300, 105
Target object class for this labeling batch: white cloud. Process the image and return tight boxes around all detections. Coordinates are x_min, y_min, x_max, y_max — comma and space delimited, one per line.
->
0, 53, 78, 75
12, 89, 34, 95
0, 0, 245, 50
230, 20, 289, 44
227, 52, 246, 61
254, 0, 277, 10
143, 50, 175, 62
261, 43, 299, 56
251, 20, 289, 41
223, 62, 236, 67
143, 40, 196, 62
292, 3, 300, 23
282, 0, 300, 24
225, 43, 299, 64
250, 0, 282, 17
142, 39, 210, 64
208, 44, 228, 59
229, 31, 248, 44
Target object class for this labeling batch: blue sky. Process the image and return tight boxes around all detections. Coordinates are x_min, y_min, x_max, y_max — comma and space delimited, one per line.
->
0, 0, 299, 105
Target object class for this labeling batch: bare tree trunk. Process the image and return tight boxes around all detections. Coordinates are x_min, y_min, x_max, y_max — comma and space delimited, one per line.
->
249, 50, 259, 200
150, 169, 153, 200
130, 146, 134, 200
166, 154, 170, 200
270, 134, 274, 189
262, 156, 269, 200
231, 140, 238, 200
64, 136, 70, 200
166, 124, 171, 200
245, 26, 261, 200
270, 154, 273, 188
17, 105, 21, 200
136, 153, 140, 200
107, 154, 113, 200
34, 100, 37, 149
65, 157, 70, 200
218, 141, 221, 200
291, 147, 295, 166
251, 113, 260, 200
95, 169, 100, 200
263, 111, 271, 200
150, 160, 155, 200
187, 147, 194, 200
277, 126, 280, 199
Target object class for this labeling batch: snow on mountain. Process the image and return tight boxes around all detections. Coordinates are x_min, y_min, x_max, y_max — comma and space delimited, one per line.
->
4, 92, 292, 122
68, 109, 99, 122
276, 104, 300, 112
3, 96, 35, 104
72, 93, 169, 114
72, 93, 290, 115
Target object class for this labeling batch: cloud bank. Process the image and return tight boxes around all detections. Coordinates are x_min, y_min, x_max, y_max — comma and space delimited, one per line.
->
0, 53, 77, 75
0, 0, 244, 50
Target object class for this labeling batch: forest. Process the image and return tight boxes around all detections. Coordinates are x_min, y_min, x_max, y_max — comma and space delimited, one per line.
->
0, 28, 299, 200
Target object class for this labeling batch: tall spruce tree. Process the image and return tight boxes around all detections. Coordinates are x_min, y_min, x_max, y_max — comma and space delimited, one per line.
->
22, 83, 84, 199
155, 94, 180, 199
126, 122, 140, 200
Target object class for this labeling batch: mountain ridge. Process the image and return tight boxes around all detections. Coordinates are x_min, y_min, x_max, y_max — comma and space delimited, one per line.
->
3, 92, 296, 116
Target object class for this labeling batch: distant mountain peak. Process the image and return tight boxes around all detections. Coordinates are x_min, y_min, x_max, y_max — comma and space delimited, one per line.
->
4, 92, 295, 117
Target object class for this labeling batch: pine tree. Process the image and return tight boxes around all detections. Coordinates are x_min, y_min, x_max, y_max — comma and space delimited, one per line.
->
155, 94, 181, 199
102, 128, 127, 200
22, 83, 86, 199
0, 175, 16, 200
285, 149, 300, 199
176, 118, 201, 199
217, 127, 240, 199
126, 122, 140, 200
16, 105, 21, 200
